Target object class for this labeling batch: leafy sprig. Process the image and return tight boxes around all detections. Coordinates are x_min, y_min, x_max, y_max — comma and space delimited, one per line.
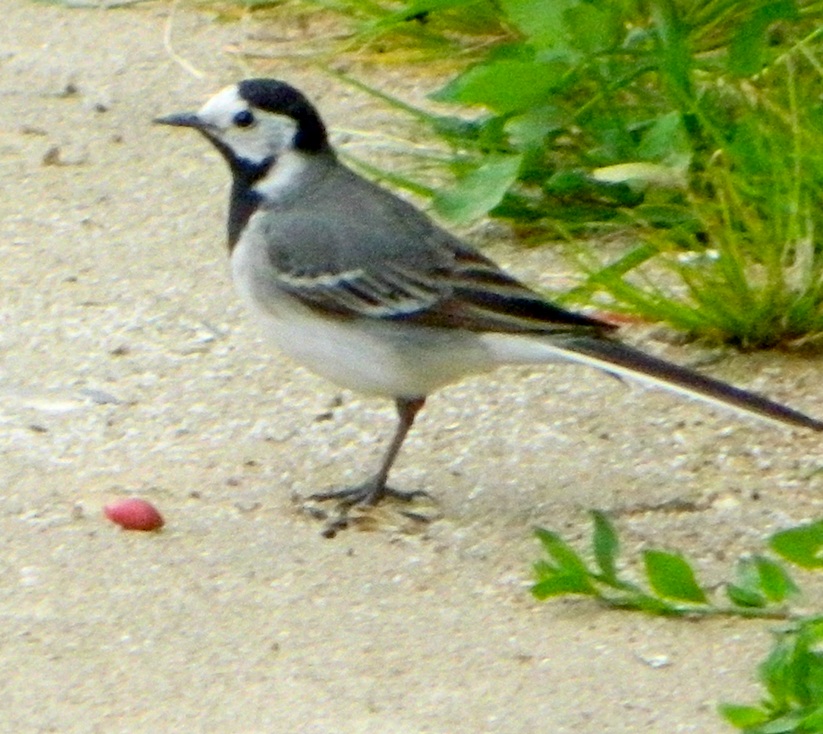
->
532, 511, 803, 619
532, 513, 823, 732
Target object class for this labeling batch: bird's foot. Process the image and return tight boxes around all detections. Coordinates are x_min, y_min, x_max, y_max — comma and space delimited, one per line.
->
298, 481, 440, 538
309, 482, 429, 507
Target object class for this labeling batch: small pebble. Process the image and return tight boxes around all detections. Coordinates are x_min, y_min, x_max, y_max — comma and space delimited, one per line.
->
104, 498, 164, 531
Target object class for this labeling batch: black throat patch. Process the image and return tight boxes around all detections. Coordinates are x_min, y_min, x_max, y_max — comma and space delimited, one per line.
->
200, 131, 274, 252
227, 155, 274, 251
227, 169, 267, 252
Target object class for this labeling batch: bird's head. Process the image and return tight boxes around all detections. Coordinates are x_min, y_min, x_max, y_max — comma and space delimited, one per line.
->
155, 79, 330, 176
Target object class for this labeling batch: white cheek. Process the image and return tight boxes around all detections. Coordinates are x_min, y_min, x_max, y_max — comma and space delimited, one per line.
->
196, 86, 298, 164
212, 115, 298, 166
259, 115, 298, 155
222, 129, 273, 164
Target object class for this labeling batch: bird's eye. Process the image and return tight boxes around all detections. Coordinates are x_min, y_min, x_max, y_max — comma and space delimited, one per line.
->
233, 110, 255, 128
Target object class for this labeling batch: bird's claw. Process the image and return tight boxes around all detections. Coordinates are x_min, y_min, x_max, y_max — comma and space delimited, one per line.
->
308, 483, 430, 508
297, 483, 440, 537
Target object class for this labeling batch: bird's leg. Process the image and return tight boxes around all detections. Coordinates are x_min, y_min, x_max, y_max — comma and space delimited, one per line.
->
309, 396, 429, 508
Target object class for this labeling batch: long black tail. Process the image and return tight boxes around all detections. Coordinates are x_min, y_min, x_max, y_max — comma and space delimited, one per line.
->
546, 335, 823, 432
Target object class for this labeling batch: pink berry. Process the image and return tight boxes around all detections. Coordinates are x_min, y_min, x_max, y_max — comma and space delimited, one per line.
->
104, 498, 164, 531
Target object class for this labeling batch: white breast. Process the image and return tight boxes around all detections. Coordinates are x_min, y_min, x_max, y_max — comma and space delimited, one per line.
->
230, 231, 496, 398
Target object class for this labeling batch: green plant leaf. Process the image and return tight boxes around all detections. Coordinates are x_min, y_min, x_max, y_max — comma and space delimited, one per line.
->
643, 550, 708, 604
759, 633, 797, 708
531, 527, 595, 598
727, 555, 798, 609
505, 105, 565, 151
533, 527, 590, 575
726, 582, 767, 609
563, 2, 619, 54
728, 0, 798, 77
752, 710, 809, 733
800, 704, 823, 730
433, 153, 522, 223
531, 572, 595, 598
753, 556, 799, 603
590, 511, 620, 584
650, 0, 693, 103
718, 703, 770, 728
431, 59, 567, 114
722, 620, 823, 730
636, 111, 691, 165
770, 522, 823, 569
497, 0, 573, 51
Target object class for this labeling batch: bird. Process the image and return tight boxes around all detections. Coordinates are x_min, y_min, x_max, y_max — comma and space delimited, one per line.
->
155, 78, 823, 532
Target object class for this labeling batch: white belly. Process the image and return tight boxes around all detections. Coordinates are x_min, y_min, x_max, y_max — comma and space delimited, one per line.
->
230, 241, 496, 398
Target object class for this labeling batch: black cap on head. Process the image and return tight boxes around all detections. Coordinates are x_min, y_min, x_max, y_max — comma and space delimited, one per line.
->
237, 79, 329, 153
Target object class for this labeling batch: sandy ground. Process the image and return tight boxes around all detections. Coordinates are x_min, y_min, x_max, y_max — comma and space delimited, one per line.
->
2, 1, 823, 731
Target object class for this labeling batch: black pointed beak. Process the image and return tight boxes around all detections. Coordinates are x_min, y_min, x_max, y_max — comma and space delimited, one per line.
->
154, 112, 205, 129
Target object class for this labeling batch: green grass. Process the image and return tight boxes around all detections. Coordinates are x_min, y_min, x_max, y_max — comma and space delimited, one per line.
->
265, 0, 823, 348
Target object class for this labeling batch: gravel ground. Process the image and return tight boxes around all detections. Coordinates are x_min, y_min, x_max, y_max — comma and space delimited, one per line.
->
2, 1, 823, 731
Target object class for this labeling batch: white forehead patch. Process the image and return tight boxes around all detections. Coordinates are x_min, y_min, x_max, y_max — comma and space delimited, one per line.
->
195, 84, 299, 165
197, 85, 247, 128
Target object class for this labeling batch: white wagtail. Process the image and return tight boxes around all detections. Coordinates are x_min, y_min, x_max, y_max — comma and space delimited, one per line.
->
156, 79, 823, 528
